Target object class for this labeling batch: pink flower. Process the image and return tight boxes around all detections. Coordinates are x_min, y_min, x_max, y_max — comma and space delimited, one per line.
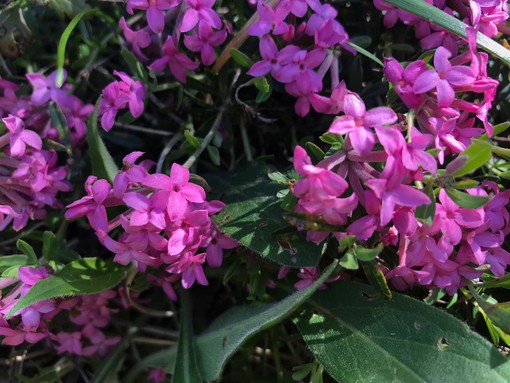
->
180, 0, 222, 32
248, 37, 299, 78
25, 70, 68, 106
413, 47, 476, 107
2, 115, 42, 157
184, 21, 227, 66
119, 17, 152, 60
150, 37, 199, 83
126, 0, 179, 33
248, 1, 290, 36
329, 94, 397, 154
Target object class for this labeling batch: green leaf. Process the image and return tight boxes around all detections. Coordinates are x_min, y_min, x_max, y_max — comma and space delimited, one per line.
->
294, 281, 510, 383
195, 260, 338, 380
173, 290, 202, 383
481, 122, 510, 139
125, 261, 339, 382
206, 145, 221, 166
121, 49, 148, 83
16, 240, 37, 264
7, 258, 127, 317
480, 274, 510, 289
184, 131, 201, 149
346, 42, 383, 67
384, 0, 510, 67
446, 188, 489, 209
353, 244, 383, 261
415, 183, 436, 225
361, 259, 392, 299
254, 78, 272, 103
49, 103, 71, 149
87, 97, 119, 183
229, 48, 254, 68
0, 255, 28, 273
453, 179, 479, 190
492, 145, 510, 161
42, 231, 58, 262
208, 163, 325, 267
349, 36, 372, 48
339, 250, 359, 270
305, 142, 326, 162
452, 140, 491, 177
56, 9, 114, 86
40, 0, 89, 18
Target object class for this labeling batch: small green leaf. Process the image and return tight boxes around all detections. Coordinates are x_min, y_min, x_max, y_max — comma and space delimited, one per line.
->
16, 240, 37, 264
361, 259, 392, 299
184, 131, 201, 149
173, 289, 202, 383
87, 97, 120, 183
305, 142, 326, 162
339, 250, 359, 270
0, 255, 28, 273
121, 49, 148, 83
349, 36, 372, 48
481, 122, 510, 139
452, 140, 491, 177
206, 145, 221, 166
8, 258, 127, 317
415, 183, 436, 225
42, 231, 58, 262
354, 244, 383, 261
453, 179, 479, 190
480, 274, 510, 289
319, 133, 343, 145
254, 77, 272, 103
446, 188, 489, 209
267, 171, 289, 185
229, 48, 254, 68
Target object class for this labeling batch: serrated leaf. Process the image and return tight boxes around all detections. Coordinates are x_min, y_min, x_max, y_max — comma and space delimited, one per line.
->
7, 258, 127, 317
452, 140, 491, 177
229, 48, 254, 68
385, 0, 510, 67
208, 163, 325, 267
294, 281, 510, 383
446, 188, 489, 209
87, 97, 120, 183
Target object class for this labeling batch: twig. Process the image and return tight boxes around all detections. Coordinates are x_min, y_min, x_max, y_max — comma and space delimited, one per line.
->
156, 132, 184, 173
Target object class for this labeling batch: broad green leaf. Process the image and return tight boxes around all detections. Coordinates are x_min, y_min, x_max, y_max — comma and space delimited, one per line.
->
446, 188, 489, 209
452, 140, 491, 177
384, 0, 510, 67
346, 42, 383, 67
16, 240, 37, 264
294, 281, 510, 383
194, 260, 338, 380
126, 261, 339, 381
229, 48, 254, 68
415, 183, 436, 225
173, 290, 202, 383
208, 163, 325, 267
8, 258, 127, 317
87, 97, 120, 183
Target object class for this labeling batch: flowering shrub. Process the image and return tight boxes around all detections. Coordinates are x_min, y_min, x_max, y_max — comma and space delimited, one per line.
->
2, 0, 510, 381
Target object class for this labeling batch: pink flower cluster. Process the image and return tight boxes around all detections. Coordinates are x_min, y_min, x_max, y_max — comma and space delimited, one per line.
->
0, 70, 93, 146
374, 0, 508, 53
247, 0, 353, 116
0, 265, 119, 355
0, 115, 71, 231
98, 71, 147, 132
287, 29, 509, 294
65, 152, 237, 290
121, 0, 227, 82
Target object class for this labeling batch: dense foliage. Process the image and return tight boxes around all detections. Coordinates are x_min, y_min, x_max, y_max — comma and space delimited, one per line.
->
1, 0, 510, 381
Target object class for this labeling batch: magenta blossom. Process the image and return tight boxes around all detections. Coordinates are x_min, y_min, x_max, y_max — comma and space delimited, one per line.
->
184, 21, 227, 66
126, 0, 179, 33
150, 37, 199, 83
2, 115, 42, 158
